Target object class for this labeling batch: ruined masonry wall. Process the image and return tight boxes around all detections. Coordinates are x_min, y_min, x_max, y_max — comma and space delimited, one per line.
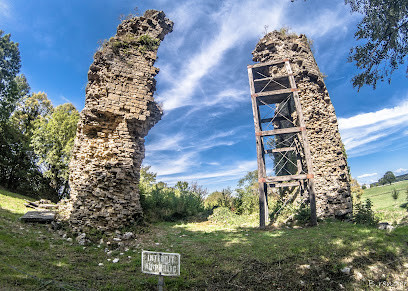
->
252, 31, 352, 218
62, 10, 173, 232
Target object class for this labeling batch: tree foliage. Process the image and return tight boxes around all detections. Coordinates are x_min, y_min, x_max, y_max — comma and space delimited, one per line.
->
0, 30, 24, 121
0, 31, 50, 197
380, 171, 396, 185
346, 0, 408, 89
11, 92, 53, 136
204, 189, 235, 210
350, 177, 363, 202
235, 170, 259, 214
31, 103, 79, 197
292, 1, 408, 89
139, 169, 206, 221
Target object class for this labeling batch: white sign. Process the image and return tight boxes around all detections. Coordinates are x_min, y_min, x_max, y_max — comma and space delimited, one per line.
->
141, 250, 180, 276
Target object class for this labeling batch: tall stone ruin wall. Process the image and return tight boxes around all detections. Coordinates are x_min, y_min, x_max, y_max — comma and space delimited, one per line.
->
252, 31, 352, 218
61, 10, 173, 233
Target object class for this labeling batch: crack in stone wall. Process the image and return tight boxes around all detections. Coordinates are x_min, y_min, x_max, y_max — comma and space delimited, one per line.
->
60, 10, 173, 233
252, 31, 352, 219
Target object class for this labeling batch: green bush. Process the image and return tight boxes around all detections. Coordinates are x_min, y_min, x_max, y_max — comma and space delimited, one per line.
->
353, 199, 379, 226
137, 34, 160, 52
405, 186, 408, 202
293, 204, 311, 225
391, 188, 399, 200
139, 167, 205, 222
208, 207, 238, 223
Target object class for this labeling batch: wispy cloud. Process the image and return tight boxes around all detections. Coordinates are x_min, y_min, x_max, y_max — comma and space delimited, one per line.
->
394, 168, 408, 174
291, 3, 357, 39
158, 0, 288, 111
357, 173, 377, 179
146, 126, 248, 154
156, 159, 257, 189
146, 133, 185, 152
0, 0, 10, 19
148, 152, 197, 176
339, 99, 408, 157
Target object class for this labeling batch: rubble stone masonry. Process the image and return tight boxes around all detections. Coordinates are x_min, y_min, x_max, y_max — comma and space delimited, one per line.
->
61, 10, 173, 232
252, 31, 352, 218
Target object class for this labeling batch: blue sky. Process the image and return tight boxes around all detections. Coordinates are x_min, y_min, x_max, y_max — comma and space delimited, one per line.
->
1, 0, 407, 191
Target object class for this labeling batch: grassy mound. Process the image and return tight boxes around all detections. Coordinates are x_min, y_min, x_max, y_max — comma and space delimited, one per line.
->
0, 188, 407, 290
361, 180, 408, 224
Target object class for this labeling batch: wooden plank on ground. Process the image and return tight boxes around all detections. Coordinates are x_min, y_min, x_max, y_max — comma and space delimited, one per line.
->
20, 211, 55, 223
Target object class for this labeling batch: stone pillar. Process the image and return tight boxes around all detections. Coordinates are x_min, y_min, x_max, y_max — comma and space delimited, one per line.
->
61, 10, 173, 233
252, 31, 352, 219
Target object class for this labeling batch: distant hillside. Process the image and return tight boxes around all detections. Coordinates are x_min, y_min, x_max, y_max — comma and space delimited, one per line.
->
396, 173, 408, 182
370, 172, 408, 187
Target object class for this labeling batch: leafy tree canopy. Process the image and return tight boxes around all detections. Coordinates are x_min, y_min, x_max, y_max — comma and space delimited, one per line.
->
31, 103, 79, 197
381, 170, 396, 185
346, 0, 408, 89
291, 0, 408, 90
0, 31, 27, 121
11, 92, 53, 137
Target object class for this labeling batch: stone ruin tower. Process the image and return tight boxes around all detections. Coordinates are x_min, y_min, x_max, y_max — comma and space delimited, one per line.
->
62, 10, 173, 233
252, 31, 352, 219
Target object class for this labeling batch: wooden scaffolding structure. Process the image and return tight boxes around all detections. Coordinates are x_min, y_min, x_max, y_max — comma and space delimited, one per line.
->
247, 58, 317, 228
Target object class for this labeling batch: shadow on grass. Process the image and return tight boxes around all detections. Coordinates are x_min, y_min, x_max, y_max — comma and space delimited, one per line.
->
157, 221, 408, 290
1, 202, 408, 290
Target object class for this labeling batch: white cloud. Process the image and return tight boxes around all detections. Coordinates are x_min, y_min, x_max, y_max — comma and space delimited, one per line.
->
148, 152, 197, 176
291, 3, 357, 39
157, 160, 257, 187
339, 99, 408, 157
158, 0, 360, 112
394, 168, 408, 174
338, 100, 408, 130
158, 0, 288, 111
146, 133, 185, 152
0, 0, 10, 19
357, 173, 377, 179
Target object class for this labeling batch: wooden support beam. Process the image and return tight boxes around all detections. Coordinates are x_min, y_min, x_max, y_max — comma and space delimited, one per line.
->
285, 60, 317, 226
248, 66, 269, 229
253, 74, 292, 82
260, 116, 292, 123
269, 181, 300, 188
252, 88, 294, 98
248, 59, 288, 69
265, 147, 296, 154
255, 127, 302, 137
265, 174, 307, 182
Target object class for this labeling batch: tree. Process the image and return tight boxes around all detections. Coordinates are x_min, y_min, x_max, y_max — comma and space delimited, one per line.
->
346, 0, 408, 90
11, 92, 53, 137
205, 189, 235, 210
350, 177, 363, 202
0, 31, 39, 195
235, 170, 259, 214
0, 31, 29, 122
292, 1, 408, 90
31, 103, 79, 197
382, 171, 396, 185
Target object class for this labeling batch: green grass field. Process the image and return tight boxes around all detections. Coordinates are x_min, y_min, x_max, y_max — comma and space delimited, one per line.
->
361, 180, 408, 224
1, 188, 408, 290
